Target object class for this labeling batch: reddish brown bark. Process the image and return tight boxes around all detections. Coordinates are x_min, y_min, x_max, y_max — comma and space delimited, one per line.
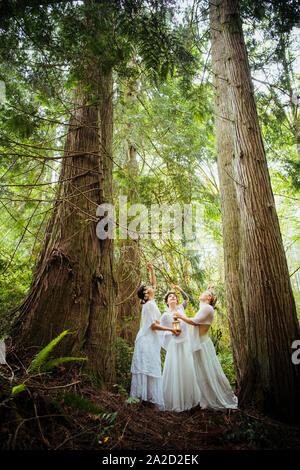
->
210, 3, 246, 389
13, 68, 117, 385
209, 0, 300, 421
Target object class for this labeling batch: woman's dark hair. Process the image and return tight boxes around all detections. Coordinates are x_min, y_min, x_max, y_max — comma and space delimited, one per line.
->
164, 291, 179, 307
137, 284, 148, 304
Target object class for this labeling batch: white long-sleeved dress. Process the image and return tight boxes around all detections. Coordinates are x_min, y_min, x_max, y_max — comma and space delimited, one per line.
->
189, 302, 238, 410
130, 299, 164, 410
160, 305, 201, 412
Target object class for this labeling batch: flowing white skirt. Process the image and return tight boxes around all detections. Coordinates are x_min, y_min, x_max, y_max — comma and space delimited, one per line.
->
194, 335, 238, 410
163, 338, 201, 412
130, 329, 165, 410
130, 373, 165, 410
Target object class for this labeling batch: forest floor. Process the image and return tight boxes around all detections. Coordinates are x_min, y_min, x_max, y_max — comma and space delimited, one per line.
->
1, 361, 300, 452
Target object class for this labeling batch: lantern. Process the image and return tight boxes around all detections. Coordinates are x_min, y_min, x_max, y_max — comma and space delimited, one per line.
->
172, 317, 181, 333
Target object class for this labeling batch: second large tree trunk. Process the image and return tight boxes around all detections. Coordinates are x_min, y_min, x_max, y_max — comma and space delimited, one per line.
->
209, 0, 300, 422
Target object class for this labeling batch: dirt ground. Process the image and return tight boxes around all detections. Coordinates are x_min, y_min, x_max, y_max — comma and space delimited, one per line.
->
1, 363, 299, 452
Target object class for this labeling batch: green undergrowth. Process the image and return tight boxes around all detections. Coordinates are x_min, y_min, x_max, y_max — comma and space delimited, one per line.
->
0, 331, 118, 449
114, 337, 133, 394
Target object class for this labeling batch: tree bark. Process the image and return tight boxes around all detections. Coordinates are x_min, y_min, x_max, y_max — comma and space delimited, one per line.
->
13, 67, 117, 386
209, 0, 300, 422
210, 4, 246, 388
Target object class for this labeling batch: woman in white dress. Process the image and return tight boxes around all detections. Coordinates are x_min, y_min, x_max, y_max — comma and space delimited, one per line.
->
175, 285, 238, 410
160, 287, 201, 412
130, 263, 179, 410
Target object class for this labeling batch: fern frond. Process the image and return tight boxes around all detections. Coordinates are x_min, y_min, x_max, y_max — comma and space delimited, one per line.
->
27, 330, 70, 374
47, 397, 73, 425
40, 357, 87, 372
63, 391, 117, 423
11, 384, 26, 397
125, 396, 140, 404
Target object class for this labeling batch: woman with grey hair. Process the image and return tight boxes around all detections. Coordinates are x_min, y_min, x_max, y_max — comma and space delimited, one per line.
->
175, 285, 238, 410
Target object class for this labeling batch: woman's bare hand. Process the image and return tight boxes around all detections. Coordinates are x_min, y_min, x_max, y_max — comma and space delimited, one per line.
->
171, 329, 181, 336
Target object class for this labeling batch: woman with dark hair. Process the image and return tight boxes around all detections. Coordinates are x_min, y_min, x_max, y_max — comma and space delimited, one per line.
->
130, 262, 179, 410
160, 284, 201, 412
175, 285, 238, 410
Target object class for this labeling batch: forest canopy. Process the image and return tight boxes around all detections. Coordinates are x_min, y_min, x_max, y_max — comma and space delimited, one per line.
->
0, 0, 298, 319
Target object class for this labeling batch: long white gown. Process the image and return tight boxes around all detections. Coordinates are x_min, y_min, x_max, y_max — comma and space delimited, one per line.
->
189, 302, 238, 410
130, 299, 165, 410
160, 304, 201, 412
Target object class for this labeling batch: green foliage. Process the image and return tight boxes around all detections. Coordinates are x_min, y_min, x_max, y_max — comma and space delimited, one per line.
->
63, 391, 117, 424
209, 326, 223, 354
11, 384, 26, 397
160, 347, 166, 371
46, 396, 73, 426
125, 396, 140, 404
40, 356, 87, 373
87, 369, 104, 390
114, 337, 133, 394
217, 350, 236, 389
27, 330, 86, 374
223, 415, 297, 450
27, 330, 68, 374
240, 1, 300, 35
7, 331, 88, 399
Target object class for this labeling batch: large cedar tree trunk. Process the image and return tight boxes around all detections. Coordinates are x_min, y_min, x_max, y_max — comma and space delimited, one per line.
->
13, 68, 117, 385
210, 6, 246, 388
209, 0, 300, 421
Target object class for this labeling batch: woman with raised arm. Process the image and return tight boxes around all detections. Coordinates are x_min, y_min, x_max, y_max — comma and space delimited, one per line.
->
130, 262, 179, 410
175, 285, 238, 410
160, 286, 201, 412
170, 283, 189, 310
